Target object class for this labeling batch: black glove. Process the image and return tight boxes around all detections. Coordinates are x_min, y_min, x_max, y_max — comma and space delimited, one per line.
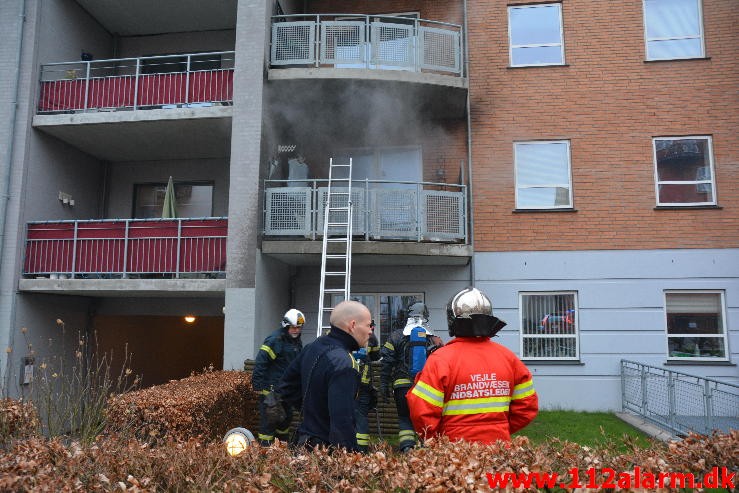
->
263, 391, 287, 427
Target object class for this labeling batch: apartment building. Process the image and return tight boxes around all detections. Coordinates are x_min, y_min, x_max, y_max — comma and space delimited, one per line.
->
0, 0, 736, 410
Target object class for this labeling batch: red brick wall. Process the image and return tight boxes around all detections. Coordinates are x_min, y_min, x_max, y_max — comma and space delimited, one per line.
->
468, 0, 738, 251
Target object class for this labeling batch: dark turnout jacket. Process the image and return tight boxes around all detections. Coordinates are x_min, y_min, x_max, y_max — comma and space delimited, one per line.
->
252, 327, 302, 393
277, 327, 361, 451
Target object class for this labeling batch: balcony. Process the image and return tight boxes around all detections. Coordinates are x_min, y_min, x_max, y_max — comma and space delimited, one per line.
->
268, 14, 467, 120
19, 218, 227, 297
37, 51, 235, 114
32, 52, 234, 161
271, 14, 463, 75
262, 179, 471, 266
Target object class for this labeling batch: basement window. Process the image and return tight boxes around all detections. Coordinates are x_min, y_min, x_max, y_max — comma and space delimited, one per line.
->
520, 292, 579, 360
665, 291, 728, 360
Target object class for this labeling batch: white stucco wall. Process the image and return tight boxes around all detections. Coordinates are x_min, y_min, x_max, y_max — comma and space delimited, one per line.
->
475, 248, 739, 411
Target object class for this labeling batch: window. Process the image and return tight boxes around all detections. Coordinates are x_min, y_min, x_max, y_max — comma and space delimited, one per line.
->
665, 291, 728, 360
644, 0, 705, 60
520, 292, 578, 360
508, 3, 565, 66
653, 136, 715, 206
332, 293, 423, 343
133, 182, 214, 218
515, 141, 572, 209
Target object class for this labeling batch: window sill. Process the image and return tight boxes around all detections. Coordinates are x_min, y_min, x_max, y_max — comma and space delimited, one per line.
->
654, 205, 722, 210
507, 64, 570, 69
523, 360, 584, 365
513, 208, 577, 213
664, 360, 735, 367
644, 57, 711, 63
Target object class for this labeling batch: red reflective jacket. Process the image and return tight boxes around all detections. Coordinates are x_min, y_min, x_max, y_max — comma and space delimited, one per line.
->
406, 337, 538, 444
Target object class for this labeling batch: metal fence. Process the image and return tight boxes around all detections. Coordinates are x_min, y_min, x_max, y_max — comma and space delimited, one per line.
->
271, 14, 463, 75
621, 359, 739, 436
263, 179, 466, 242
23, 218, 227, 279
38, 51, 235, 113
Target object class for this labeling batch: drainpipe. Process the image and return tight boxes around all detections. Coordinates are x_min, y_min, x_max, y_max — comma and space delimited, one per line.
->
0, 0, 26, 262
0, 0, 26, 386
463, 0, 475, 288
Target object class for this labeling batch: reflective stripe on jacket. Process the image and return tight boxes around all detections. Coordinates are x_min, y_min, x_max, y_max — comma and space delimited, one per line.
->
406, 337, 538, 444
252, 327, 302, 392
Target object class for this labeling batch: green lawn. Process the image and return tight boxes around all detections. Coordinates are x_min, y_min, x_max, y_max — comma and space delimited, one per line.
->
514, 410, 654, 451
376, 411, 656, 451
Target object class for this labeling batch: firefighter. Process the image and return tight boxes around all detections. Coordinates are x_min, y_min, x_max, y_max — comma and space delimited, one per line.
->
380, 301, 442, 452
277, 300, 373, 452
353, 319, 380, 452
406, 287, 538, 444
250, 308, 304, 445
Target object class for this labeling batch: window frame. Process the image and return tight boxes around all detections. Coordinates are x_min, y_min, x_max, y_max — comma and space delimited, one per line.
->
664, 290, 729, 361
652, 136, 716, 207
514, 140, 573, 210
330, 292, 424, 344
507, 3, 566, 67
519, 291, 580, 361
642, 0, 706, 61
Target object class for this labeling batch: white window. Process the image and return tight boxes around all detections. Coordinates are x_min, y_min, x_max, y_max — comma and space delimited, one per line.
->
515, 141, 572, 209
653, 136, 716, 206
520, 292, 579, 360
643, 0, 705, 60
665, 291, 728, 360
331, 293, 423, 344
508, 3, 565, 66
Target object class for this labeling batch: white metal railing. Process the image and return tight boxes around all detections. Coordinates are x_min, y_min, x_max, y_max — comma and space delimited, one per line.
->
271, 14, 463, 75
621, 359, 739, 436
263, 179, 466, 242
38, 51, 235, 113
23, 218, 227, 279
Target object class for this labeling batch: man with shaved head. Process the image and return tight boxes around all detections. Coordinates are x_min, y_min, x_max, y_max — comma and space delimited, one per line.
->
277, 300, 373, 451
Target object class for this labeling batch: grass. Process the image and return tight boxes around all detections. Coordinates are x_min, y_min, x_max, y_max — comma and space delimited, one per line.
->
514, 410, 654, 451
376, 411, 655, 451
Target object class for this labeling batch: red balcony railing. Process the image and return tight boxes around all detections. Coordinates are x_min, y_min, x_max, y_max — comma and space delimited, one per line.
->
38, 51, 234, 113
23, 218, 227, 279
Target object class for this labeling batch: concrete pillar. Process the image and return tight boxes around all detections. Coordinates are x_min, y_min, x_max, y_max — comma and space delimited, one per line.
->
223, 0, 270, 367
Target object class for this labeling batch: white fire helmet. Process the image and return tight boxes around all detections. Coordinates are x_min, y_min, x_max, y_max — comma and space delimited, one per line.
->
281, 308, 305, 328
446, 287, 506, 338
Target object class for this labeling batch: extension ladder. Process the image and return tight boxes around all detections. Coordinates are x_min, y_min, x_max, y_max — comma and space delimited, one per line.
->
316, 157, 353, 337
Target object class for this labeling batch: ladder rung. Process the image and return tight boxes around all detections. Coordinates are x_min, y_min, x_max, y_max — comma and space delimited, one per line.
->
327, 222, 348, 227
326, 238, 348, 242
331, 163, 351, 167
324, 288, 346, 293
325, 254, 346, 259
329, 192, 351, 195
324, 272, 346, 276
328, 207, 350, 212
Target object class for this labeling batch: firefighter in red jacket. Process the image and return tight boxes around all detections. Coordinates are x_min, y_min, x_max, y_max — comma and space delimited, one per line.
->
406, 287, 538, 444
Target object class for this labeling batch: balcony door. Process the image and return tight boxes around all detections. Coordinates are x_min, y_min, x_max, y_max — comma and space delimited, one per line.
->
339, 146, 421, 187
133, 181, 214, 218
